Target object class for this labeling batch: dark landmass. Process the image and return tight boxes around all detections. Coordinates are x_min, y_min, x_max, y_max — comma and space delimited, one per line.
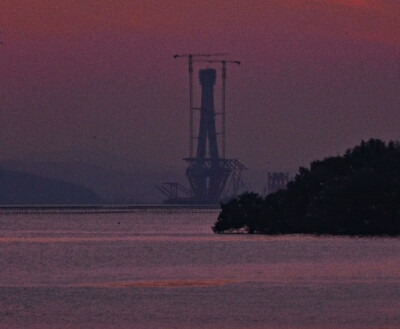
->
0, 159, 182, 204
0, 169, 102, 204
213, 139, 400, 236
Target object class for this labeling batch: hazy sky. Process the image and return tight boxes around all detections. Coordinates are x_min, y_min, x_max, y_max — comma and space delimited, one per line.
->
1, 0, 399, 173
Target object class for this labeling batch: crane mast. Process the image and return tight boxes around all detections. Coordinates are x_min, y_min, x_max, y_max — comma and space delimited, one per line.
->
158, 54, 246, 204
195, 60, 240, 158
173, 53, 228, 157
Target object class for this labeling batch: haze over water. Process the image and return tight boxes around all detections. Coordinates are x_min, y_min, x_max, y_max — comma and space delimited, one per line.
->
1, 208, 399, 329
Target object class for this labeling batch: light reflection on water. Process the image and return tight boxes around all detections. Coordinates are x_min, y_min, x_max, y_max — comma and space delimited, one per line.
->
1, 209, 400, 329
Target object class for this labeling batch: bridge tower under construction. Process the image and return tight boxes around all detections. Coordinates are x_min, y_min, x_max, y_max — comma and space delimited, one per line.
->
184, 69, 231, 203
157, 57, 246, 204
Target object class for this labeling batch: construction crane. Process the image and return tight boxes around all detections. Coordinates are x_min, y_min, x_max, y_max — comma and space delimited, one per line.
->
195, 59, 241, 158
173, 53, 228, 157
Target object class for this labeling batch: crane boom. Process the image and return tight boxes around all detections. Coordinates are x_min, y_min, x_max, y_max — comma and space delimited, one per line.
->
195, 60, 241, 65
173, 53, 228, 59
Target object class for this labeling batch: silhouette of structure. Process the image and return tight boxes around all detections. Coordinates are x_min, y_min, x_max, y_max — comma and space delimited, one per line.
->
156, 182, 193, 202
158, 57, 246, 204
184, 68, 246, 203
266, 172, 290, 194
173, 53, 228, 157
195, 60, 240, 158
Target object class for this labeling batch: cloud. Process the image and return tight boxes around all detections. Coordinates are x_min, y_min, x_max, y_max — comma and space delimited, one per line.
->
281, 0, 400, 47
2, 0, 399, 48
1, 0, 140, 35
316, 0, 372, 8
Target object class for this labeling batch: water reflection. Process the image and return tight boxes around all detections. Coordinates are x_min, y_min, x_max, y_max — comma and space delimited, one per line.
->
1, 210, 400, 329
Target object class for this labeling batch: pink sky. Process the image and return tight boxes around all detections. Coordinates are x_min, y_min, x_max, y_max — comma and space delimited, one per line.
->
2, 1, 399, 43
0, 1, 399, 184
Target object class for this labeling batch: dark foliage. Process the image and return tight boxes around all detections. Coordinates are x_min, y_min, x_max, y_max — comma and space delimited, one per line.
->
213, 139, 400, 235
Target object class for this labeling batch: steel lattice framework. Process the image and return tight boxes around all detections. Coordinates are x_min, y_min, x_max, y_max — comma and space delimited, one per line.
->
184, 69, 246, 203
158, 58, 245, 204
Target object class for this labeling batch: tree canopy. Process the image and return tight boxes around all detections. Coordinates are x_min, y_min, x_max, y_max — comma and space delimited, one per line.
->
213, 139, 400, 236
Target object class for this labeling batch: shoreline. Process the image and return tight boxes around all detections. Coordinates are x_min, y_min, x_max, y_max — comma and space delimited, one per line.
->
0, 204, 220, 215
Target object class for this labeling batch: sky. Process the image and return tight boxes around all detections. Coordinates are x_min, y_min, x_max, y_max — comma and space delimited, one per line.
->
0, 0, 399, 193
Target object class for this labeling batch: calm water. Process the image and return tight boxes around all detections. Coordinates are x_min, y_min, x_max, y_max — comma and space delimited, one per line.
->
1, 208, 400, 329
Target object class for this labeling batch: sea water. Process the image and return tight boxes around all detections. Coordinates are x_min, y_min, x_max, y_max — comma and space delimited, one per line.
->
1, 207, 399, 329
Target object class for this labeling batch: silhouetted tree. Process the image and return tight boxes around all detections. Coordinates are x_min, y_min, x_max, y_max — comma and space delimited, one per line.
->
213, 139, 400, 236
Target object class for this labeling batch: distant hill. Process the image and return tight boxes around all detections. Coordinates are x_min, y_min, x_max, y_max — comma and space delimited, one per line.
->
0, 169, 102, 205
0, 160, 184, 204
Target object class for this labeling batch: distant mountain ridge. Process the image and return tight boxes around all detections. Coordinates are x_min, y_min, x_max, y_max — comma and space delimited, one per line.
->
0, 160, 184, 204
0, 169, 102, 205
